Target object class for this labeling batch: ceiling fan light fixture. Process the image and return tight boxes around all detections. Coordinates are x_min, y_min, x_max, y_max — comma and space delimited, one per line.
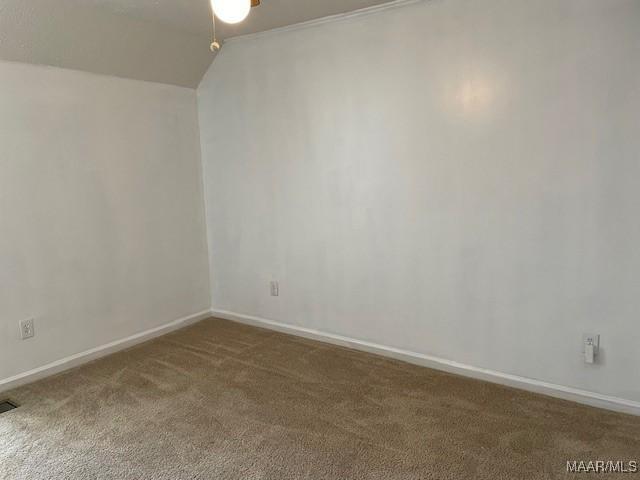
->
210, 0, 251, 24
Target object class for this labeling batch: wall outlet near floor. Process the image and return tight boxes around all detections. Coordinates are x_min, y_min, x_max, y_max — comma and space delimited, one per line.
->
270, 281, 279, 297
582, 334, 600, 364
20, 318, 35, 340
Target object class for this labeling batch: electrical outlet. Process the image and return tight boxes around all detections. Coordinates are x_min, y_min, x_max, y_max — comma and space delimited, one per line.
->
20, 318, 35, 340
582, 333, 600, 364
270, 281, 279, 297
582, 334, 600, 354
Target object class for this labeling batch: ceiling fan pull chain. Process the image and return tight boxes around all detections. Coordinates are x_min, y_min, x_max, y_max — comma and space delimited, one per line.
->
210, 10, 221, 52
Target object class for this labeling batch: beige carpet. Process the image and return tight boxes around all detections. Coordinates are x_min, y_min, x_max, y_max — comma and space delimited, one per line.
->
1, 318, 638, 479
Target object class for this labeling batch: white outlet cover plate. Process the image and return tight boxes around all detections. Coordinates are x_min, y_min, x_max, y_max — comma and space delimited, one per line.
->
20, 318, 35, 340
582, 333, 600, 354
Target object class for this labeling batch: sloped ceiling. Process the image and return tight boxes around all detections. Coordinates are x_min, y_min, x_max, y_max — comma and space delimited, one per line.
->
0, 0, 395, 88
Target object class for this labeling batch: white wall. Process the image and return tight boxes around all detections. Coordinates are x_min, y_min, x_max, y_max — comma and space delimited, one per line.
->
198, 0, 640, 403
0, 61, 211, 383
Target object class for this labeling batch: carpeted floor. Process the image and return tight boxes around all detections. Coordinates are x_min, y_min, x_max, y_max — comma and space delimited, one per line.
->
1, 318, 638, 479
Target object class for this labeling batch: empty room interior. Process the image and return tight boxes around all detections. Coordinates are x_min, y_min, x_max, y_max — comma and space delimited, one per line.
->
1, 0, 639, 478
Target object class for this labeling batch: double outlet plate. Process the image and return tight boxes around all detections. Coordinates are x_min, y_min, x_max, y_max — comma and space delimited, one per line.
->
20, 318, 35, 340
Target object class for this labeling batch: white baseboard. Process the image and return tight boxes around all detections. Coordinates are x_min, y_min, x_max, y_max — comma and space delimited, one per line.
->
211, 309, 640, 417
0, 310, 211, 394
4, 307, 638, 417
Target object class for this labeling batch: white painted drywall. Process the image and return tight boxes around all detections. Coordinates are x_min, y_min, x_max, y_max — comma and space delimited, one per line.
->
0, 61, 211, 382
198, 0, 640, 403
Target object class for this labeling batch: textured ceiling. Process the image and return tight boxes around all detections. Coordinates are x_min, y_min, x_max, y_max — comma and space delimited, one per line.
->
0, 0, 395, 88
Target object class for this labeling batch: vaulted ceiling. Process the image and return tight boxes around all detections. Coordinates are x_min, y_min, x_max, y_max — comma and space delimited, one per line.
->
0, 0, 395, 88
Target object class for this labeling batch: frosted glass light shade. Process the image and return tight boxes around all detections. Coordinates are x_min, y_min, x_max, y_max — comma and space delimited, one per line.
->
211, 0, 251, 24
